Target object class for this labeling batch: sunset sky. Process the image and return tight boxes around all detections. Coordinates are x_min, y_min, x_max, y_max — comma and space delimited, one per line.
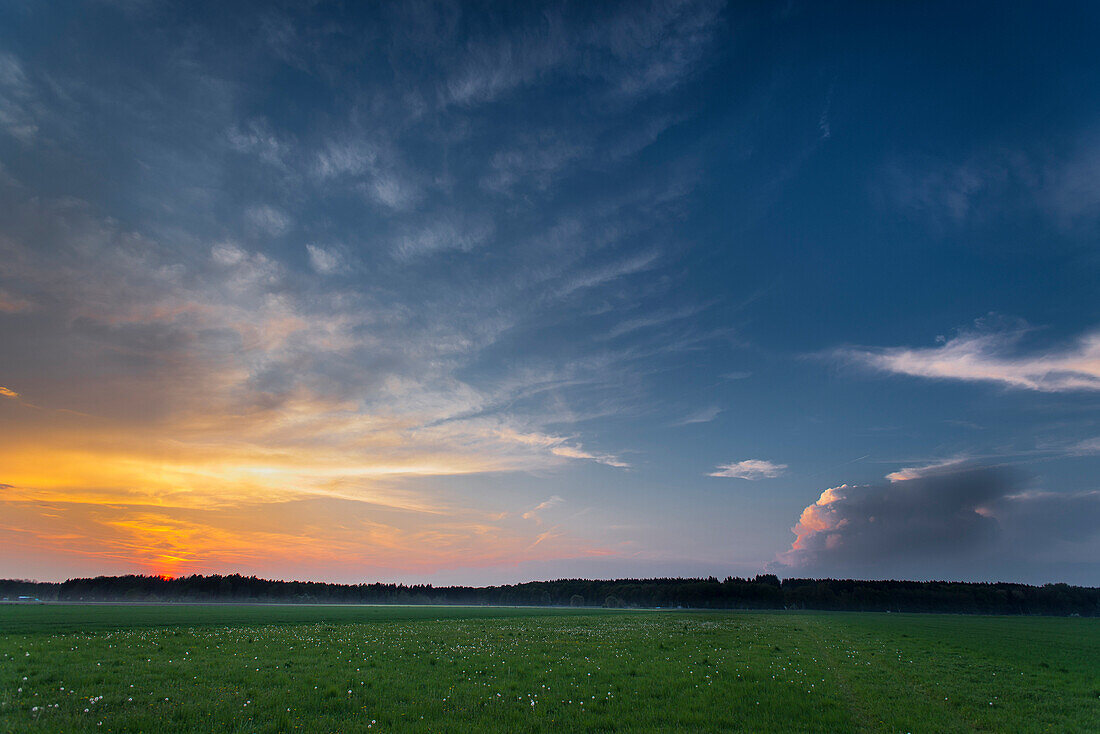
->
2, 1, 1099, 585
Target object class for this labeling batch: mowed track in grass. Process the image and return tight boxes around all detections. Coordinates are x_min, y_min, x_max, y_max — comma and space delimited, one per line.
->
1, 605, 1097, 733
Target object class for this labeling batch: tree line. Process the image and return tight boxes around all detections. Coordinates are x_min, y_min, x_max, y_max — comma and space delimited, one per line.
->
1, 574, 1097, 616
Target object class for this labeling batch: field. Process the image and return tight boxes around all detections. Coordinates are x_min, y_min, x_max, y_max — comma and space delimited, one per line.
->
1, 605, 1097, 732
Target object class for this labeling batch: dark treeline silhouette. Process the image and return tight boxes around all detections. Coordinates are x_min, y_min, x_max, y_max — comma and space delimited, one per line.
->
1, 574, 1097, 616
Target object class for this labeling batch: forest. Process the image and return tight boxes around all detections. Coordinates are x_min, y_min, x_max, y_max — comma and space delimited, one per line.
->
2, 574, 1097, 616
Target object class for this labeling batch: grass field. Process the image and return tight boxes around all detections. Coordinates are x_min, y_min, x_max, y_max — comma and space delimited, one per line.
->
1, 604, 1097, 732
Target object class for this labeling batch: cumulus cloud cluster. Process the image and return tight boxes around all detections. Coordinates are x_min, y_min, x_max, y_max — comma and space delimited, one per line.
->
774, 465, 1100, 584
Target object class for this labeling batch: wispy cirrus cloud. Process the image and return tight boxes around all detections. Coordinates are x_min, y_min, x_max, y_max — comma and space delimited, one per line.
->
708, 459, 786, 479
885, 456, 971, 482
882, 154, 1008, 224
0, 0, 727, 581
671, 405, 722, 426
439, 0, 723, 108
881, 134, 1100, 233
1040, 135, 1100, 229
0, 196, 627, 474
0, 53, 39, 143
556, 250, 662, 297
1069, 436, 1100, 455
835, 322, 1100, 392
522, 495, 565, 523
394, 215, 494, 260
550, 445, 631, 469
496, 428, 630, 469
482, 135, 588, 194
0, 180, 645, 576
606, 305, 703, 340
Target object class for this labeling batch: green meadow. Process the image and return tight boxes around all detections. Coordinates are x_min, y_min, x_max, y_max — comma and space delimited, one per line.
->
1, 604, 1097, 732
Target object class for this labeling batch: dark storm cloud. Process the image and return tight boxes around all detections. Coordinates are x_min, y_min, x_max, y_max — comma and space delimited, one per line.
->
773, 466, 1100, 584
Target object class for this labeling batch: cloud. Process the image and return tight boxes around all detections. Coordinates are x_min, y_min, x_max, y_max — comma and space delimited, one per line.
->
313, 139, 378, 179
311, 138, 421, 212
226, 118, 288, 168
720, 371, 751, 380
1069, 437, 1100, 456
557, 250, 661, 297
605, 0, 724, 99
394, 216, 494, 260
671, 406, 721, 426
836, 323, 1100, 392
0, 2, 720, 580
482, 136, 587, 193
305, 244, 346, 275
883, 156, 1004, 224
1039, 134, 1100, 229
885, 456, 970, 482
245, 205, 291, 236
708, 459, 787, 480
495, 428, 630, 469
881, 137, 1100, 232
0, 288, 32, 313
550, 445, 630, 469
211, 241, 246, 266
0, 386, 18, 399
530, 495, 564, 513
0, 53, 39, 143
440, 0, 723, 107
817, 78, 834, 140
606, 305, 702, 340
522, 495, 565, 523
0, 197, 632, 498
0, 196, 644, 557
365, 175, 419, 211
773, 466, 1100, 584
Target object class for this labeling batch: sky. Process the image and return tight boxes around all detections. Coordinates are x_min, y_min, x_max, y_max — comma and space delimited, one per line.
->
1, 1, 1099, 586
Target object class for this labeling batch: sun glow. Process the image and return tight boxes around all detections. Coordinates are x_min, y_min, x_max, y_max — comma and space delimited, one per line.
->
0, 395, 614, 578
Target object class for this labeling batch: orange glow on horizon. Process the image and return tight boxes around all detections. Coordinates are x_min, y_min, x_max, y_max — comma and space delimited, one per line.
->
0, 360, 619, 580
